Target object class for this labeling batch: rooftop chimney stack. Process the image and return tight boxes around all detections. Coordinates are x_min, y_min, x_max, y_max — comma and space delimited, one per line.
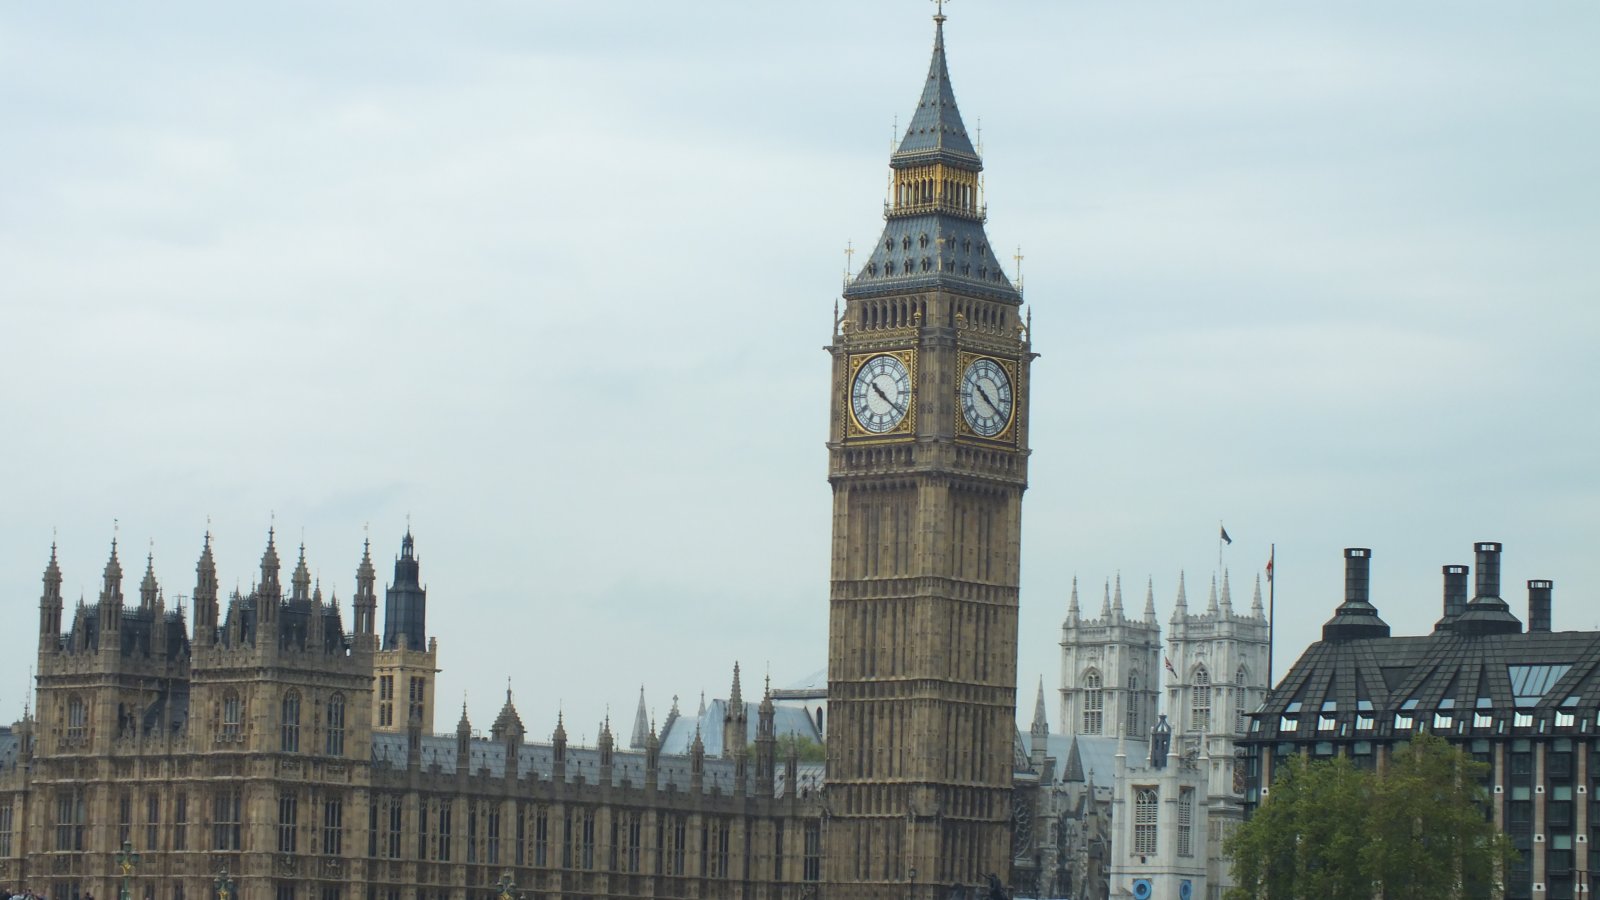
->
1452, 541, 1523, 637
1345, 548, 1371, 607
1434, 564, 1470, 632
1527, 580, 1553, 633
1474, 542, 1503, 601
1321, 548, 1390, 641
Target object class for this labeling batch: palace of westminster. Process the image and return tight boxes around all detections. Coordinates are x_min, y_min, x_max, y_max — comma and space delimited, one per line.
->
4, 12, 1598, 900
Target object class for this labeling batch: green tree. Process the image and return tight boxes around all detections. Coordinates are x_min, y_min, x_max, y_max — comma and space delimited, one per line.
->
1226, 733, 1514, 900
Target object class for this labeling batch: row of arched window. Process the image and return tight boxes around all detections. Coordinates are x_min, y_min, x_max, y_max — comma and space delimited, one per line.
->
276, 690, 347, 755
1077, 663, 1253, 735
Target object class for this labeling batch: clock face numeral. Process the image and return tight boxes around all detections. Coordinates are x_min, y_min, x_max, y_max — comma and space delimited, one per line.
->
960, 357, 1013, 437
851, 354, 912, 434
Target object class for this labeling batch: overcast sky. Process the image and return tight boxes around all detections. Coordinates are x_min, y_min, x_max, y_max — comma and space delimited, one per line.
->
4, 2, 1598, 743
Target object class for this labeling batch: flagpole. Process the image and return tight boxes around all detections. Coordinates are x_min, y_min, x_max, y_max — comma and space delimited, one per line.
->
1267, 543, 1276, 688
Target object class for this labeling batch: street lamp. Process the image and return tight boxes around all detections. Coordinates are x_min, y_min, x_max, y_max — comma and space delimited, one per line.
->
214, 867, 235, 900
909, 865, 917, 900
494, 871, 517, 900
115, 841, 140, 900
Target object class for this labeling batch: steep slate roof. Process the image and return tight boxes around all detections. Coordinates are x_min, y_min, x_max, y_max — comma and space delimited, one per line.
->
371, 732, 810, 799
894, 17, 979, 162
658, 699, 821, 757
844, 17, 1019, 305
1253, 628, 1600, 742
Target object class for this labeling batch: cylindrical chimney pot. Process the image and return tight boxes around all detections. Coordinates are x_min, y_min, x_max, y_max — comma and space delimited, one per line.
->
1344, 548, 1372, 606
1443, 565, 1469, 620
1528, 580, 1553, 633
1473, 542, 1502, 599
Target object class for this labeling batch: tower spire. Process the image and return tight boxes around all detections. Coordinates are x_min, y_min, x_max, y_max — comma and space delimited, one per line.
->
194, 531, 219, 644
1065, 576, 1080, 624
1143, 577, 1158, 623
140, 550, 159, 611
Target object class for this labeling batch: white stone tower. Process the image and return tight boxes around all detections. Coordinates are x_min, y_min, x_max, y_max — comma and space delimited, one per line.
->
1059, 574, 1162, 739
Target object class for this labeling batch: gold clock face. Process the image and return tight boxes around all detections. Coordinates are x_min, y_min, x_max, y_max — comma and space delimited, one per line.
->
851, 354, 912, 434
958, 355, 1015, 438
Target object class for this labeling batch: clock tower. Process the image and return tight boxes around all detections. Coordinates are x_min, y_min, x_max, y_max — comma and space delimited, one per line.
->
825, 12, 1033, 899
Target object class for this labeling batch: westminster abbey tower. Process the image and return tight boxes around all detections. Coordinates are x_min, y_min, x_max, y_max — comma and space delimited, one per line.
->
825, 12, 1032, 899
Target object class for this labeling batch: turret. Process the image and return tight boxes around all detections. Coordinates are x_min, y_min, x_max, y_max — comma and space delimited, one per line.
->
1112, 573, 1125, 620
258, 528, 281, 627
139, 552, 159, 611
353, 538, 377, 639
194, 532, 219, 645
1064, 576, 1080, 626
645, 721, 660, 791
455, 702, 472, 775
1170, 572, 1189, 624
723, 662, 748, 760
39, 542, 63, 650
756, 679, 777, 795
383, 529, 427, 651
690, 726, 705, 793
1251, 572, 1265, 618
552, 711, 568, 781
98, 537, 125, 637
1150, 714, 1172, 770
598, 716, 615, 783
1220, 569, 1234, 615
1143, 578, 1158, 624
291, 544, 312, 603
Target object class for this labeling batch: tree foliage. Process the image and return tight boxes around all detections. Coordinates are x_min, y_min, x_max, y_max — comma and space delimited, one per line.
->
1225, 733, 1514, 900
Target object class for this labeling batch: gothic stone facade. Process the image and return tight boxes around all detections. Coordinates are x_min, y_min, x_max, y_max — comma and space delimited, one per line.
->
0, 534, 824, 900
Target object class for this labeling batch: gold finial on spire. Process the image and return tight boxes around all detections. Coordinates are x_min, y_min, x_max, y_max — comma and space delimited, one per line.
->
1013, 245, 1025, 293
843, 240, 855, 287
931, 0, 948, 23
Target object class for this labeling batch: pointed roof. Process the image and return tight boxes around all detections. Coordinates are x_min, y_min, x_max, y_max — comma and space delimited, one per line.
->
456, 698, 472, 736
1031, 677, 1048, 732
892, 14, 979, 165
1207, 575, 1220, 613
195, 531, 217, 594
1220, 570, 1234, 614
1251, 573, 1265, 617
845, 14, 1018, 304
260, 528, 281, 596
140, 552, 159, 609
100, 537, 123, 604
291, 544, 312, 602
1143, 578, 1158, 622
729, 661, 744, 708
1171, 571, 1189, 623
1112, 573, 1125, 618
42, 542, 63, 597
492, 685, 524, 741
1100, 580, 1112, 619
1065, 576, 1080, 622
630, 686, 651, 750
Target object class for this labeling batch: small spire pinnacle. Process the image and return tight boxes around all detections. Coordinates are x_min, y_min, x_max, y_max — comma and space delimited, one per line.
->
1031, 677, 1048, 731
1220, 569, 1234, 614
1065, 576, 1079, 623
1144, 577, 1158, 622
1207, 575, 1219, 613
1252, 572, 1265, 617
1112, 572, 1125, 618
1100, 579, 1112, 619
1171, 571, 1189, 624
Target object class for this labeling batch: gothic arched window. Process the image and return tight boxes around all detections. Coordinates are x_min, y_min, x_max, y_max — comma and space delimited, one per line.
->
1235, 665, 1250, 734
326, 693, 346, 757
1191, 666, 1211, 733
1126, 673, 1141, 736
281, 691, 301, 752
1134, 788, 1159, 855
1082, 670, 1103, 735
222, 691, 243, 742
66, 695, 87, 745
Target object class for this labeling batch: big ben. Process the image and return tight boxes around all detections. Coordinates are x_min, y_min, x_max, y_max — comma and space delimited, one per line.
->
825, 10, 1032, 900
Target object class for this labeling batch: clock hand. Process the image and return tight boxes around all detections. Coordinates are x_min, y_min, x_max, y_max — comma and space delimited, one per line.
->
871, 379, 906, 415
976, 384, 999, 413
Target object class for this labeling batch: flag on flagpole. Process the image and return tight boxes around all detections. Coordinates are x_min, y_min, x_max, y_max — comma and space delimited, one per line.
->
1164, 656, 1177, 678
1266, 554, 1274, 583
1220, 525, 1232, 545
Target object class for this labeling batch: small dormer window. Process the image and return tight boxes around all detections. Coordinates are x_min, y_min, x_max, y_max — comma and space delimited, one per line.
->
978, 267, 987, 279
963, 239, 972, 253
978, 242, 987, 255
921, 257, 931, 272
884, 261, 895, 275
902, 236, 912, 251
961, 263, 970, 275
919, 234, 929, 249
904, 258, 914, 273
867, 263, 878, 277
885, 239, 894, 252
